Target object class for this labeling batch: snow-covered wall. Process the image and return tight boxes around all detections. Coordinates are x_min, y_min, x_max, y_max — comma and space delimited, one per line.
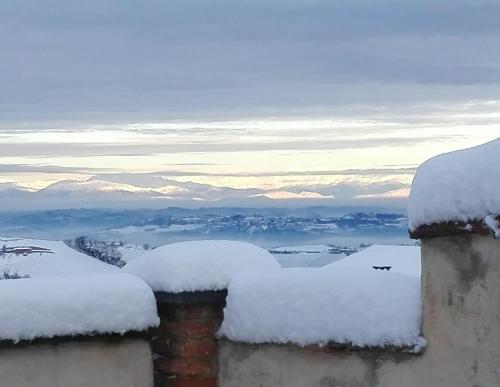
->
219, 267, 423, 349
0, 273, 158, 387
218, 233, 500, 387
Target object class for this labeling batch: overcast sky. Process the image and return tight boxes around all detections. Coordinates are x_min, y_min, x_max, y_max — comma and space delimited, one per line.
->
0, 0, 499, 205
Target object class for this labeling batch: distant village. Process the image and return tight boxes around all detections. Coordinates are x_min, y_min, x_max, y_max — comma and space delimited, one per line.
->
1, 245, 53, 257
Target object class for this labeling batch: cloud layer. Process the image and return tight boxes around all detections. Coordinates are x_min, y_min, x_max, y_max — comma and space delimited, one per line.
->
1, 0, 500, 122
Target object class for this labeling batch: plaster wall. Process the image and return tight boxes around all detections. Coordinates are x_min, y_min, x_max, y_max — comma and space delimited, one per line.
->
219, 234, 500, 387
0, 338, 154, 387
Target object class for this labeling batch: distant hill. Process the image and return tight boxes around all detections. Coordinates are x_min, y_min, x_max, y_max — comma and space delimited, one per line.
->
0, 237, 118, 277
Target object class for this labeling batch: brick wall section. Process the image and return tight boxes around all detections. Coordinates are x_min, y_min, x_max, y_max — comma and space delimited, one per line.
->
152, 291, 227, 387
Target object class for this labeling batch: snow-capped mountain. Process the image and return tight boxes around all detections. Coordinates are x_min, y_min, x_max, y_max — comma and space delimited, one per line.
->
0, 173, 407, 212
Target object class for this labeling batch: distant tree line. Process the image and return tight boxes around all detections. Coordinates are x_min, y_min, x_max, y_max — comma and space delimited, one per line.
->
69, 237, 126, 267
0, 270, 30, 280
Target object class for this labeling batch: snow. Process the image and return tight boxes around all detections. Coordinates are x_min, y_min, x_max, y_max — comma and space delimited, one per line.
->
0, 273, 159, 342
485, 215, 500, 238
122, 240, 281, 292
0, 237, 118, 277
272, 244, 332, 253
106, 224, 202, 236
408, 138, 500, 231
219, 266, 423, 349
484, 215, 500, 238
278, 252, 344, 268
163, 224, 202, 232
117, 243, 147, 263
328, 245, 421, 277
271, 244, 346, 268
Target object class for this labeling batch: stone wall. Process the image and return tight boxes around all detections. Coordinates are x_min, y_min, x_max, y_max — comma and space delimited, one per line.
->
0, 337, 153, 387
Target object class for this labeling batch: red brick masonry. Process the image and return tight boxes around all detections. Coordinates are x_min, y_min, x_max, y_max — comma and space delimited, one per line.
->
152, 291, 227, 387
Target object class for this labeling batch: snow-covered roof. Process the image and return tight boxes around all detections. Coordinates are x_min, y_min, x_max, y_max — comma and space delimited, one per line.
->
0, 237, 118, 277
328, 245, 421, 277
408, 138, 500, 233
218, 265, 424, 350
0, 274, 159, 342
122, 240, 281, 293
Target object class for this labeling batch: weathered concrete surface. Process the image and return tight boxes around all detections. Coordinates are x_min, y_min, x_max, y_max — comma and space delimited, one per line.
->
219, 234, 500, 387
0, 338, 153, 387
219, 341, 421, 387
420, 234, 500, 387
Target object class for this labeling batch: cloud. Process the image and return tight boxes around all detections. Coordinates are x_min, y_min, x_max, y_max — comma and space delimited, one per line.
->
142, 168, 417, 178
1, 1, 499, 123
282, 179, 410, 200
355, 188, 410, 200
257, 191, 335, 200
0, 135, 450, 158
0, 164, 114, 174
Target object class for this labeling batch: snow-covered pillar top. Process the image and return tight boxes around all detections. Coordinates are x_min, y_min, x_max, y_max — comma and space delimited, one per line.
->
407, 138, 500, 385
408, 138, 500, 239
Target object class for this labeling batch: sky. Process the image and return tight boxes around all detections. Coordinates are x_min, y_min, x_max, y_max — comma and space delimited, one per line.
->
0, 0, 499, 209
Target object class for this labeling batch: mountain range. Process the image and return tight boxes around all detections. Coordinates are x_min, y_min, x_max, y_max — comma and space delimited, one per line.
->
1, 173, 408, 212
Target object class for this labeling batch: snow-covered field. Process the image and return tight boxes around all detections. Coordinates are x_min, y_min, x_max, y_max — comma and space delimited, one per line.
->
104, 224, 202, 236
0, 237, 118, 277
271, 244, 349, 268
116, 243, 147, 263
327, 244, 421, 277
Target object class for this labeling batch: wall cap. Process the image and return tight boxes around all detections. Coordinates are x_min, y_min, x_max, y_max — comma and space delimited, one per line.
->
154, 289, 228, 304
409, 216, 500, 240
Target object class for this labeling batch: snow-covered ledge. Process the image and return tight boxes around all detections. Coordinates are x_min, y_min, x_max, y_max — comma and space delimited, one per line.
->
0, 274, 159, 387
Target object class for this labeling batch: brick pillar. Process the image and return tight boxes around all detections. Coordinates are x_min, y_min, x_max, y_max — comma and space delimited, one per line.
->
152, 290, 227, 387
